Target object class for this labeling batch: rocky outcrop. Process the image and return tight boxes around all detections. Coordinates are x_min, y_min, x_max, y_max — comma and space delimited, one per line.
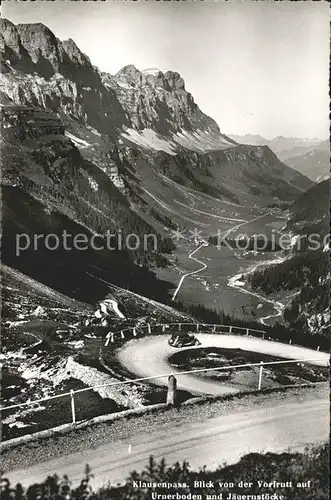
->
103, 65, 224, 137
55, 357, 144, 408
0, 18, 129, 139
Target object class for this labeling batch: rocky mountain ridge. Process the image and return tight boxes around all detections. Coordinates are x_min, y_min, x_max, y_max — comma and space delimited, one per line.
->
102, 63, 233, 143
0, 17, 312, 204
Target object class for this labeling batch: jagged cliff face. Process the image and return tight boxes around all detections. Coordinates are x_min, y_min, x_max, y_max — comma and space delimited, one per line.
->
0, 18, 313, 208
0, 102, 174, 303
104, 65, 242, 155
0, 20, 177, 301
0, 19, 129, 141
0, 19, 232, 150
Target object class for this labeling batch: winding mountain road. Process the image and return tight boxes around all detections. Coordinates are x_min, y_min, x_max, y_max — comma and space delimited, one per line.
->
172, 243, 208, 301
5, 335, 329, 488
117, 334, 329, 395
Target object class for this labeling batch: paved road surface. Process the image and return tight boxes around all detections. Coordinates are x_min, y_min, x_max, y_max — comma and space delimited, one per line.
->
117, 334, 329, 395
7, 397, 329, 489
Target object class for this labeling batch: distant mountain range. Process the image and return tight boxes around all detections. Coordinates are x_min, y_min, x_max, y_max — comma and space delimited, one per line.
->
229, 134, 329, 182
285, 140, 330, 183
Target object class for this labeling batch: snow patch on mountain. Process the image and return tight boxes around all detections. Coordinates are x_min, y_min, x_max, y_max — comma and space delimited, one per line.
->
121, 128, 177, 155
142, 68, 163, 76
173, 129, 234, 153
65, 131, 91, 148
88, 176, 98, 192
121, 127, 235, 155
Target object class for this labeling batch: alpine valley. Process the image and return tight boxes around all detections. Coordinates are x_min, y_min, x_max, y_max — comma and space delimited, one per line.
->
0, 17, 329, 392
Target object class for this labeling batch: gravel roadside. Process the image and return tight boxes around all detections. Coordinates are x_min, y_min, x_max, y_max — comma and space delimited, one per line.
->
1, 383, 328, 473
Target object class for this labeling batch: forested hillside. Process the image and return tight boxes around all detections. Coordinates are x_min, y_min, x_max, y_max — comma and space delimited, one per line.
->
247, 180, 330, 337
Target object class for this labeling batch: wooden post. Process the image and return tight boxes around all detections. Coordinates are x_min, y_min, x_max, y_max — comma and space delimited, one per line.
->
178, 323, 181, 331
121, 330, 125, 339
111, 333, 114, 343
70, 390, 76, 425
166, 375, 177, 406
258, 362, 264, 390
213, 325, 216, 333
317, 346, 320, 351
105, 333, 111, 347
162, 325, 166, 332
196, 323, 199, 332
289, 339, 292, 345
246, 329, 249, 336
147, 323, 151, 334
229, 326, 232, 334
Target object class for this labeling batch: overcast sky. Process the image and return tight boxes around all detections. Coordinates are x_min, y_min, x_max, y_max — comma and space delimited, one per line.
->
2, 0, 329, 139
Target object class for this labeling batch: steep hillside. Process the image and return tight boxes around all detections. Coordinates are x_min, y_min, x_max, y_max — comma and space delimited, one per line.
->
0, 103, 177, 301
111, 141, 312, 210
247, 180, 330, 337
286, 179, 329, 236
103, 64, 237, 153
1, 185, 175, 304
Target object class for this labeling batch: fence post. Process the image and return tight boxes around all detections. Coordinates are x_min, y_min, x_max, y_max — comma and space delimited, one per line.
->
213, 324, 216, 332
246, 329, 249, 336
132, 327, 137, 337
162, 325, 166, 332
70, 390, 76, 425
229, 326, 232, 334
121, 330, 125, 339
258, 362, 264, 390
166, 375, 177, 406
105, 333, 111, 347
178, 323, 181, 331
196, 323, 199, 332
147, 323, 151, 334
317, 346, 320, 351
289, 339, 292, 345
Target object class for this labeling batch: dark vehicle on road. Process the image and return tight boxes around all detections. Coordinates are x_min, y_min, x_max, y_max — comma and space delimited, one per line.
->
168, 332, 201, 348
